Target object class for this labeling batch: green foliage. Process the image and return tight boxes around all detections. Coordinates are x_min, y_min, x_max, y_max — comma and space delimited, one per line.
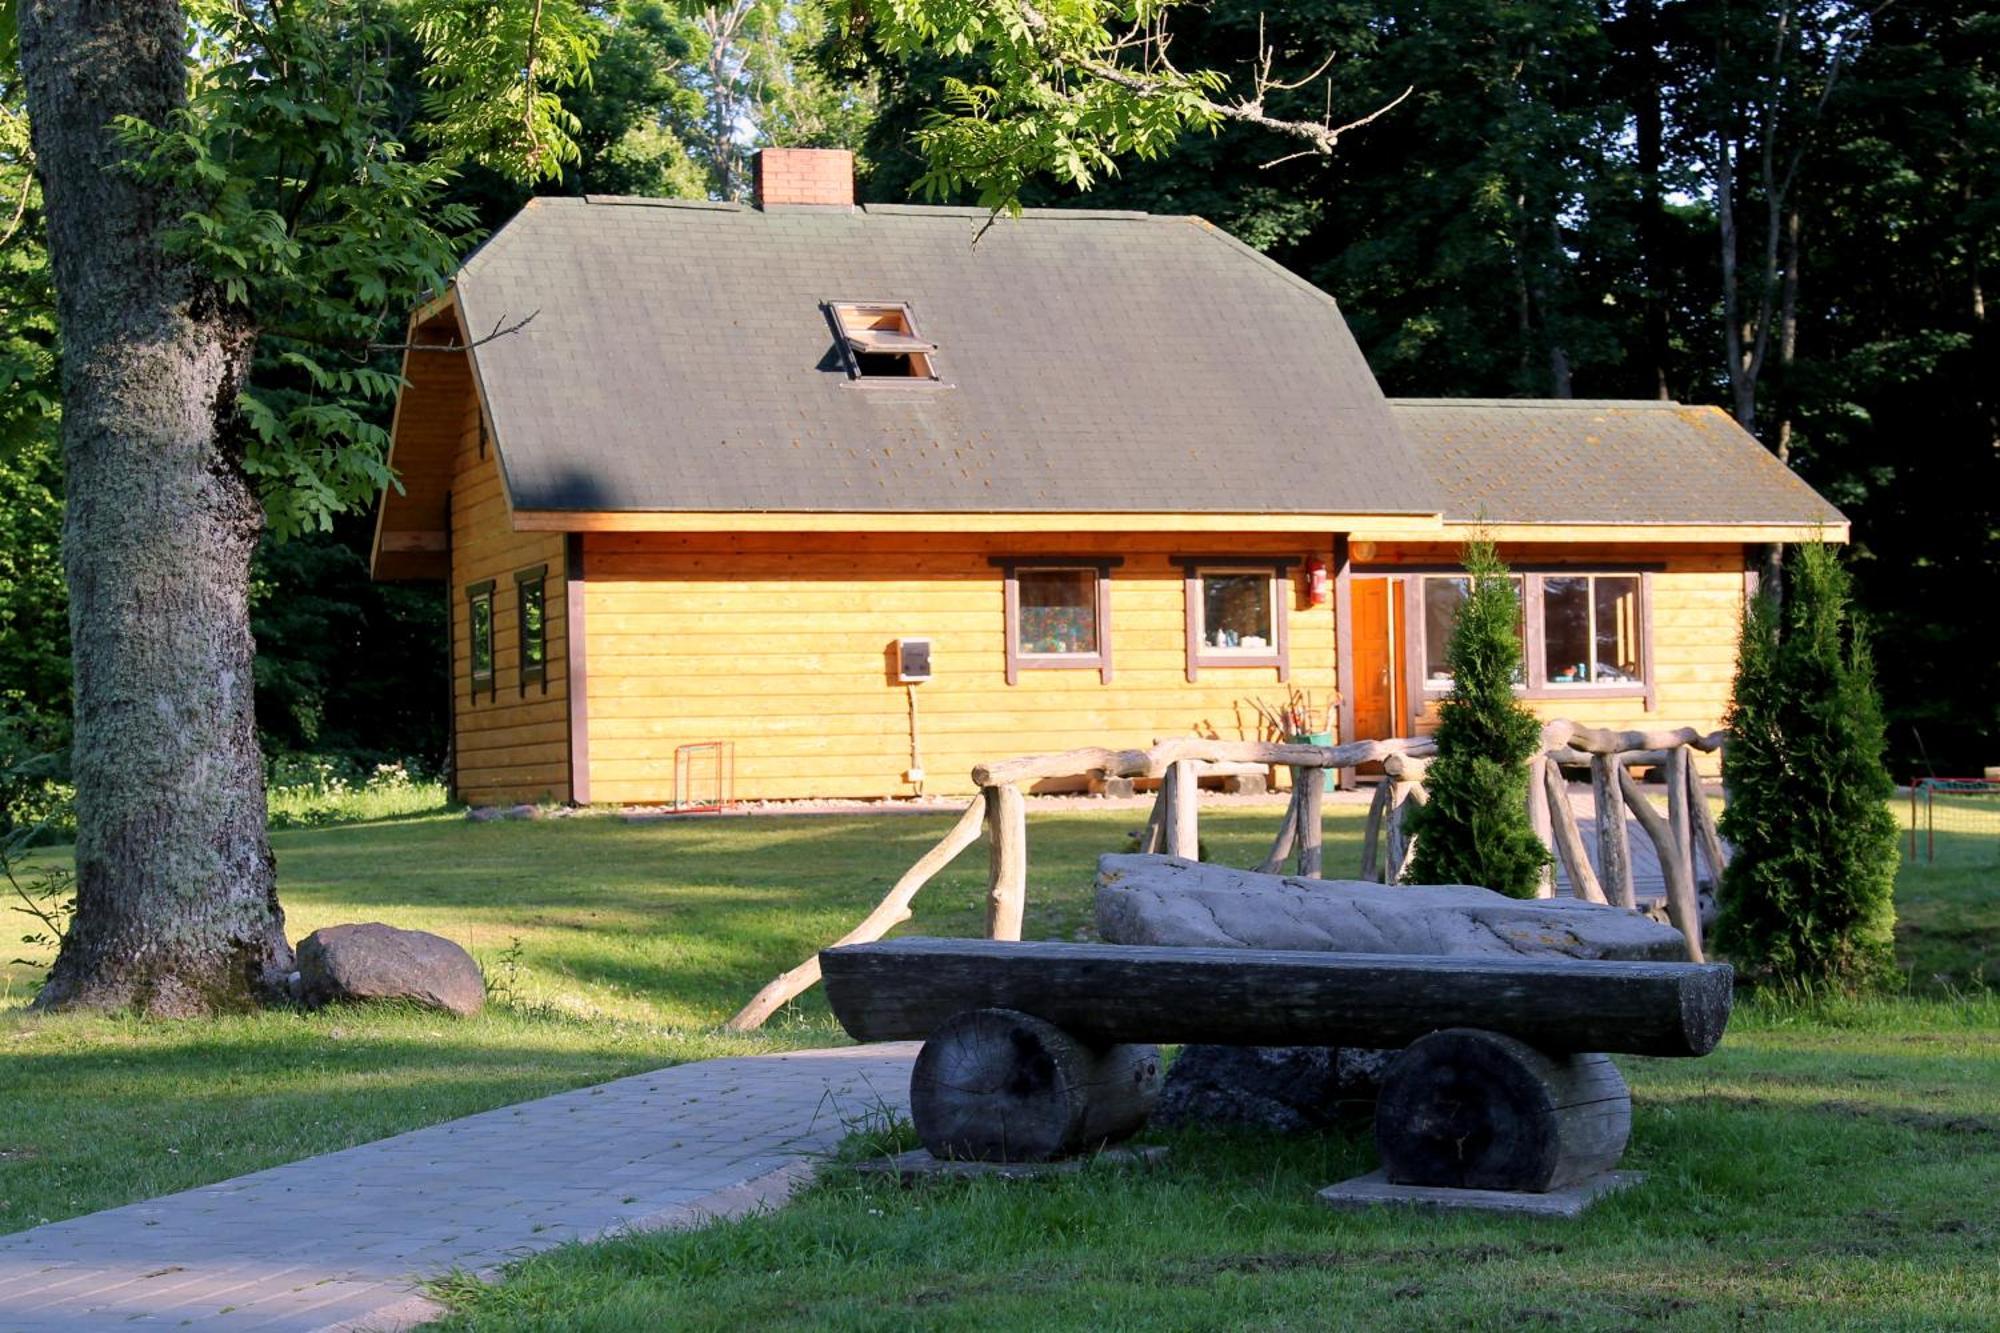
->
1404, 541, 1549, 897
111, 0, 482, 537
0, 101, 54, 459
0, 437, 65, 752
410, 0, 599, 181
560, 2, 710, 199
263, 754, 449, 828
837, 0, 1231, 212
3, 805, 74, 971
0, 98, 68, 817
850, 0, 1995, 772
1718, 543, 1901, 991
249, 518, 449, 763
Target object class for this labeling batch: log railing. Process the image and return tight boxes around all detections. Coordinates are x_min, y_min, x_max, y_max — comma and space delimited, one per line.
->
726, 734, 1437, 1031
726, 724, 1725, 1029
1358, 722, 1727, 963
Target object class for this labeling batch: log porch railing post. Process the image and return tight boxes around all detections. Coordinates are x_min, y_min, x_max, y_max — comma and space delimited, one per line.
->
1687, 757, 1728, 890
1543, 759, 1608, 904
985, 782, 1027, 941
1590, 754, 1637, 910
1163, 759, 1200, 859
1616, 765, 1705, 962
1359, 778, 1391, 882
1293, 766, 1326, 878
1526, 753, 1556, 898
1256, 780, 1301, 873
1666, 746, 1696, 895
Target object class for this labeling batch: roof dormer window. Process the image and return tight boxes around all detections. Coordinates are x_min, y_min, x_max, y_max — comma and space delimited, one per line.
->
826, 301, 938, 380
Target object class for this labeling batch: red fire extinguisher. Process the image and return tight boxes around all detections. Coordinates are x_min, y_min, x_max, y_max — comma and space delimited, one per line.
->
1304, 555, 1330, 607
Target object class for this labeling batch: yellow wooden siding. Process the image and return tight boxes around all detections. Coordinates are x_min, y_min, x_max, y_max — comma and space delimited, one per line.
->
581, 533, 1338, 802
449, 401, 571, 806
1379, 544, 1746, 773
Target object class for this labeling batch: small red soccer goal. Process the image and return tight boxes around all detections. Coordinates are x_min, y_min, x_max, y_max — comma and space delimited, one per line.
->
1907, 776, 2000, 863
673, 741, 735, 813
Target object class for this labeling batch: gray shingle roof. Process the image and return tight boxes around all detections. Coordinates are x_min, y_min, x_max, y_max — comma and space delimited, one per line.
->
1387, 399, 1847, 527
454, 197, 1436, 515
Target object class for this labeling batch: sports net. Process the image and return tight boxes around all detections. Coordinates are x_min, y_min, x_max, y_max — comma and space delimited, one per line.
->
1906, 778, 2000, 864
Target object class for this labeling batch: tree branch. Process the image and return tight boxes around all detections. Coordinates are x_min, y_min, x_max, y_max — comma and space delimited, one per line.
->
368, 310, 539, 355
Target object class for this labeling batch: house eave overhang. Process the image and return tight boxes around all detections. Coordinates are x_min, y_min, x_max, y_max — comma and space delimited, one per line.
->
1413, 519, 1852, 545
369, 288, 493, 580
505, 509, 1449, 536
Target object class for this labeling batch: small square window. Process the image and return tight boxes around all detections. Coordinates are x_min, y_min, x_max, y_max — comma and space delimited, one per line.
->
1176, 558, 1294, 681
1198, 571, 1277, 654
1018, 569, 1099, 657
826, 301, 938, 380
994, 557, 1117, 684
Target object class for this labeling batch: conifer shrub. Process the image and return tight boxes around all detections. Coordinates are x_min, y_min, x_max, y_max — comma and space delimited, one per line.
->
1404, 541, 1550, 897
1717, 543, 1899, 989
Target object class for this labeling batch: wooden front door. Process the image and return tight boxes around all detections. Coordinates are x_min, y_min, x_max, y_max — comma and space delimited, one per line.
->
1350, 576, 1403, 740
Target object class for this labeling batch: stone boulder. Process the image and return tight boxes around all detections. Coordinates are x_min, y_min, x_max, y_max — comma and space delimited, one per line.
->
296, 923, 485, 1017
1097, 853, 1686, 1133
1095, 854, 1687, 961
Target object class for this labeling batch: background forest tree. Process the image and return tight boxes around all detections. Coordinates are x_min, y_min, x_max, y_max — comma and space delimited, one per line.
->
0, 0, 1992, 829
844, 0, 1998, 773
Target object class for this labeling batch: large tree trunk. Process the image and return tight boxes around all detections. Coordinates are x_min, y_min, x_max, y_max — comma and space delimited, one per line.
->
20, 0, 292, 1014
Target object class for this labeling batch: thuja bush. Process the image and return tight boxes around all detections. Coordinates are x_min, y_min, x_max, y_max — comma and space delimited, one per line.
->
1717, 543, 1899, 989
1405, 541, 1550, 897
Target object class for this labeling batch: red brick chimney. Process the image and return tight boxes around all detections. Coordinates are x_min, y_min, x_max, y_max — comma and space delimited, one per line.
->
752, 148, 855, 208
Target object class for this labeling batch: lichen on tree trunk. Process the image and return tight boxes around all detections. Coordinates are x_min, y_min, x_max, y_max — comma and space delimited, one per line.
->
20, 0, 293, 1014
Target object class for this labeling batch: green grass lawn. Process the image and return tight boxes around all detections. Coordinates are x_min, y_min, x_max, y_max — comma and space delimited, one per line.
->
0, 805, 1323, 1232
1892, 793, 2000, 993
433, 995, 2000, 1331
3, 800, 1995, 1329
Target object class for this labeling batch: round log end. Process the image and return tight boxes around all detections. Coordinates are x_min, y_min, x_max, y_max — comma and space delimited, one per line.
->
1679, 964, 1735, 1056
910, 1007, 1161, 1163
1375, 1028, 1631, 1193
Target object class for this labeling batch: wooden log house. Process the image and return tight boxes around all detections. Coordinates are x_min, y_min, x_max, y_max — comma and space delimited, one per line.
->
370, 149, 1845, 807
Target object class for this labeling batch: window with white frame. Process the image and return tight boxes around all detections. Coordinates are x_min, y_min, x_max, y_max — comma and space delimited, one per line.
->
992, 557, 1118, 685
1174, 557, 1293, 680
1540, 574, 1643, 687
1421, 574, 1524, 687
1418, 569, 1650, 699
1198, 569, 1278, 655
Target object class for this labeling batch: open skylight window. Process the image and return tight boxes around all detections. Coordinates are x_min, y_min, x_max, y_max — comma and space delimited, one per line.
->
826, 302, 939, 380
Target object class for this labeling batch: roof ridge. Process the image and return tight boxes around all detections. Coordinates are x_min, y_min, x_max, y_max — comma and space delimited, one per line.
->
560, 195, 1180, 223
862, 202, 1163, 221
579, 195, 744, 212
1388, 397, 1698, 409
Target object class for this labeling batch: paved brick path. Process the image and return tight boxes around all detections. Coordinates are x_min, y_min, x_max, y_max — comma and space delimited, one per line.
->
0, 1044, 917, 1332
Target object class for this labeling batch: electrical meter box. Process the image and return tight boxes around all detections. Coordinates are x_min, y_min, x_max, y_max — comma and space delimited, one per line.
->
894, 637, 932, 683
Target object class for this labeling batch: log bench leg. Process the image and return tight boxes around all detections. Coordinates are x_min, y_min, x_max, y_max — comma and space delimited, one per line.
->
1374, 1028, 1631, 1192
910, 1008, 1163, 1163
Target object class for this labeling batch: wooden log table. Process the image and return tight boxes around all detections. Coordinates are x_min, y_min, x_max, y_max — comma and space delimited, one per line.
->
820, 938, 1734, 1196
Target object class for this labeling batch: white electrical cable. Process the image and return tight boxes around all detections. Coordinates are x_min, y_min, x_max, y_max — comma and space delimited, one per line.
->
905, 682, 925, 797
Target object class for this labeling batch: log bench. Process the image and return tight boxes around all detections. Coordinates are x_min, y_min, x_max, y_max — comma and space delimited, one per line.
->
821, 937, 1733, 1195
